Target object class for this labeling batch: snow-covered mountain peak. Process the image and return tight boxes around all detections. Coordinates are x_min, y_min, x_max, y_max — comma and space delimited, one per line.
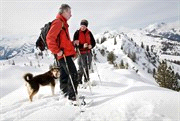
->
95, 30, 119, 40
0, 35, 38, 59
143, 21, 180, 42
144, 22, 166, 33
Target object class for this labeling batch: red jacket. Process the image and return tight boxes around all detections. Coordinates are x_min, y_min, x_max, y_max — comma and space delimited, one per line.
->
46, 14, 76, 60
78, 29, 91, 54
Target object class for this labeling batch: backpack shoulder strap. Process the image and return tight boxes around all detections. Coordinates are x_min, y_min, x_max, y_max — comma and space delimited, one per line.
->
76, 30, 80, 40
53, 18, 64, 31
56, 19, 70, 40
52, 19, 69, 47
58, 19, 64, 30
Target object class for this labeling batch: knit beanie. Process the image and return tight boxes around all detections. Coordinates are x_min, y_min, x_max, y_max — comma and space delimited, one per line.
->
80, 19, 88, 27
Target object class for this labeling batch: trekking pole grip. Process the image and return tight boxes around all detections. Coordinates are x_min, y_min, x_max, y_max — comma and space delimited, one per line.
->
75, 45, 79, 49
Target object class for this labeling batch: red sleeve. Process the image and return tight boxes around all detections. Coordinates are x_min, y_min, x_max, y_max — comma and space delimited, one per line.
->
46, 19, 62, 54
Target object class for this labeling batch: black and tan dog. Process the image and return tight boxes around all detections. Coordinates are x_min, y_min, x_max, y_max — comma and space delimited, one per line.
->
23, 67, 60, 102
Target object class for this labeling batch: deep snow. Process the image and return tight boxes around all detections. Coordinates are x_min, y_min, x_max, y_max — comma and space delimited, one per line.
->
1, 21, 180, 120
0, 58, 180, 121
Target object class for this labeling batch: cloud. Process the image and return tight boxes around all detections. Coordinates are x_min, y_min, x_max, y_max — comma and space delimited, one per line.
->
0, 0, 179, 37
95, 1, 179, 32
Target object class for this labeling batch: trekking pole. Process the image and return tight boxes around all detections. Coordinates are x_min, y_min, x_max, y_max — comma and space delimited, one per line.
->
76, 47, 92, 94
63, 54, 77, 95
92, 52, 102, 85
85, 49, 90, 82
85, 49, 93, 93
54, 54, 60, 67
62, 54, 80, 105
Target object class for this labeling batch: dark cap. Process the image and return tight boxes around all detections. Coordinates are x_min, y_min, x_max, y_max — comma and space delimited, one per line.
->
80, 19, 88, 27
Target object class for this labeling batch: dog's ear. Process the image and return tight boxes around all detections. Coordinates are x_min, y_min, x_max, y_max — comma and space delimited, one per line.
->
50, 68, 59, 73
49, 65, 59, 70
49, 64, 53, 70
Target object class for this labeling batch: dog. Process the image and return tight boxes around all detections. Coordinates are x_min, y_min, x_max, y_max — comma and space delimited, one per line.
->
23, 67, 60, 102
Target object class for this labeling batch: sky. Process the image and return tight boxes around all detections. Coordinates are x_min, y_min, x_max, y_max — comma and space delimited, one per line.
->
0, 0, 179, 38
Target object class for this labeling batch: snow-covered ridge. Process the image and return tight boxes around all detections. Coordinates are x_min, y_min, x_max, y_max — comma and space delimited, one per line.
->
0, 21, 180, 121
0, 35, 38, 59
94, 21, 180, 77
144, 21, 180, 42
1, 21, 179, 60
94, 31, 159, 78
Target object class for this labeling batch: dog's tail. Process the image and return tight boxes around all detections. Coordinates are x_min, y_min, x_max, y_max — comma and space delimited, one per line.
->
23, 73, 33, 82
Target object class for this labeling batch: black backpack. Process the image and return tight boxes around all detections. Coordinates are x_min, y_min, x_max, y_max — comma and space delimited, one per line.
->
36, 19, 64, 51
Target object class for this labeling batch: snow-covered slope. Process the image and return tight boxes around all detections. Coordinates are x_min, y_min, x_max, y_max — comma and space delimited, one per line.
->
1, 21, 180, 120
0, 60, 180, 121
95, 31, 159, 77
126, 22, 180, 60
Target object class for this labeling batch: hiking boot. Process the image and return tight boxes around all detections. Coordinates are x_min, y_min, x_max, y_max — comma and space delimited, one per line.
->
59, 91, 68, 99
78, 80, 82, 84
68, 96, 76, 101
66, 99, 78, 106
67, 96, 79, 106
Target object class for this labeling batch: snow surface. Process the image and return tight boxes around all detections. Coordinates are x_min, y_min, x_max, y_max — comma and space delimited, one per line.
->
1, 21, 180, 120
0, 53, 180, 121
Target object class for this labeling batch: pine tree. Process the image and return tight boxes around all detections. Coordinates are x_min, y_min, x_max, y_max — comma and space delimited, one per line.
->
121, 45, 123, 50
114, 37, 117, 45
125, 63, 129, 69
119, 60, 125, 69
175, 72, 180, 79
96, 39, 99, 44
107, 51, 116, 64
131, 52, 136, 62
100, 49, 105, 56
35, 53, 38, 60
94, 53, 97, 61
155, 61, 179, 91
153, 68, 156, 77
146, 45, 149, 52
30, 61, 33, 66
151, 45, 154, 52
12, 60, 15, 65
141, 42, 144, 48
101, 37, 107, 44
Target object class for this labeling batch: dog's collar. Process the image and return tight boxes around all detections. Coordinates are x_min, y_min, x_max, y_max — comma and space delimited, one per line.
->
53, 77, 58, 79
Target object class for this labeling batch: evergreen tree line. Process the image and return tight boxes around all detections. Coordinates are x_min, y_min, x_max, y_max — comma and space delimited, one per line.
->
106, 51, 129, 69
154, 60, 180, 91
97, 37, 180, 91
120, 46, 136, 63
96, 36, 107, 44
167, 59, 180, 65
140, 42, 179, 91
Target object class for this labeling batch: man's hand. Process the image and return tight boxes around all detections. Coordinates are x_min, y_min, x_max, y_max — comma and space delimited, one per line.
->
88, 45, 92, 49
74, 40, 79, 46
57, 50, 63, 56
83, 43, 88, 48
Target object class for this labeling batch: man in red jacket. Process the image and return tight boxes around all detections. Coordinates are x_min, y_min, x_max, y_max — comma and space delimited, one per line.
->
46, 4, 79, 102
73, 19, 96, 85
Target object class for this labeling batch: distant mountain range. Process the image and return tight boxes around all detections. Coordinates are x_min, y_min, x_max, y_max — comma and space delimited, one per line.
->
0, 36, 37, 60
0, 21, 179, 60
144, 22, 180, 42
